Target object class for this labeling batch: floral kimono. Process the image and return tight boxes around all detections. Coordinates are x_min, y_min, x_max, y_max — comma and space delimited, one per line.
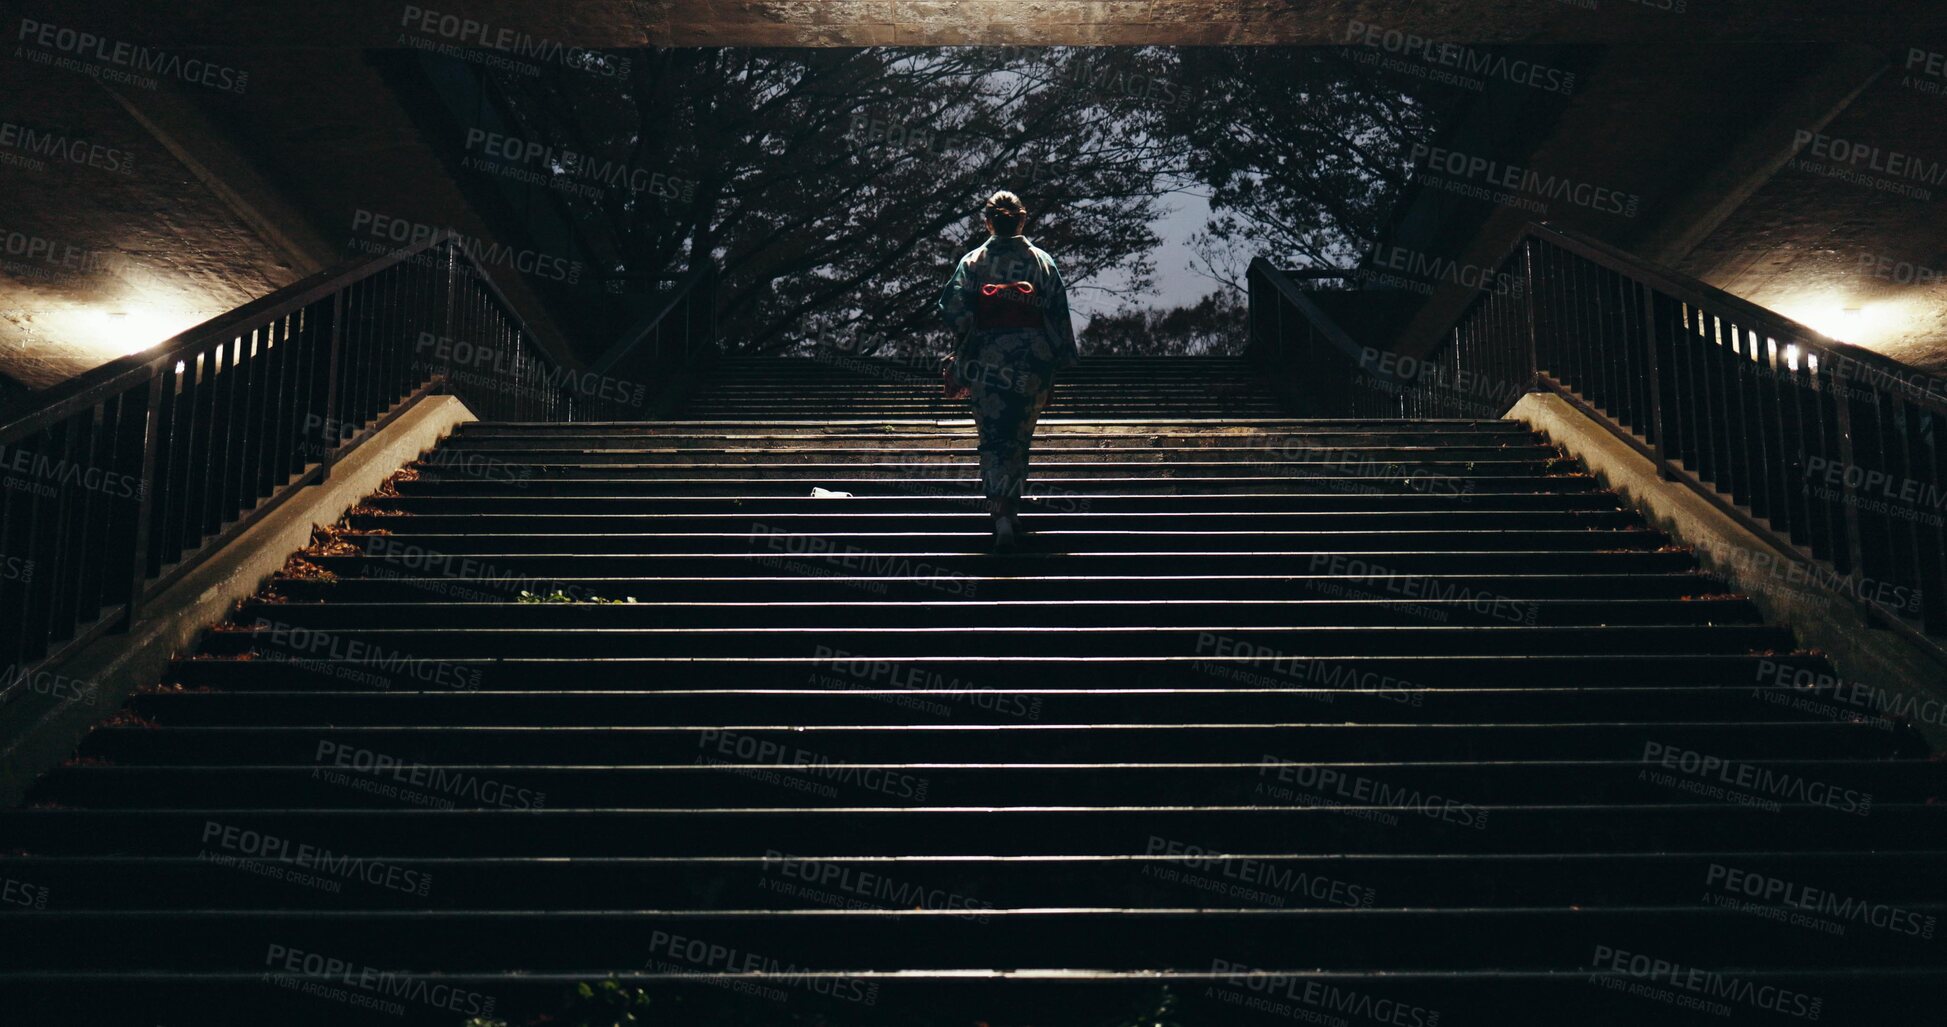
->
938, 234, 1079, 502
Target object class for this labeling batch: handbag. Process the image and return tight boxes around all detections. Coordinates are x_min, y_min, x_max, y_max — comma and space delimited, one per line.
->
941, 353, 970, 401
942, 323, 974, 400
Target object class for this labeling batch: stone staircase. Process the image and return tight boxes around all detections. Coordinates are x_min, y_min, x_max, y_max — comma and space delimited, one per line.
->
679, 354, 1292, 419
1, 357, 1941, 1025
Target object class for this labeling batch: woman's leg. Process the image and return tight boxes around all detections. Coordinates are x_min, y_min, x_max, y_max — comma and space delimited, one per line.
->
971, 392, 1032, 550
967, 335, 1054, 550
976, 408, 1025, 513
988, 385, 1053, 552
1006, 386, 1051, 522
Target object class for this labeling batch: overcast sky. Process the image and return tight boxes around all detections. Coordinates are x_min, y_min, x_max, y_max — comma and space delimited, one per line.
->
1060, 186, 1220, 323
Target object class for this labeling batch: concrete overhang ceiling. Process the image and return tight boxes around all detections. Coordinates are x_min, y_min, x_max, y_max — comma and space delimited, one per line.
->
23, 0, 1947, 48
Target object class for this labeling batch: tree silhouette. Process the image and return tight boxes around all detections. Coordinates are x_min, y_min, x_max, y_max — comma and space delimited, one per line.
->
1160, 47, 1455, 287
468, 46, 1449, 357
487, 47, 1189, 357
1076, 289, 1247, 356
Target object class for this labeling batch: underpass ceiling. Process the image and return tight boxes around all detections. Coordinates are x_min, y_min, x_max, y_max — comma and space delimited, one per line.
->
19, 1, 1947, 49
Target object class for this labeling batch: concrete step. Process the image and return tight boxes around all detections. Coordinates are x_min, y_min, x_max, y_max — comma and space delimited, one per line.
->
11, 850, 1942, 909
75, 721, 1898, 765
7, 804, 1940, 856
9, 359, 1933, 1025
33, 759, 1938, 809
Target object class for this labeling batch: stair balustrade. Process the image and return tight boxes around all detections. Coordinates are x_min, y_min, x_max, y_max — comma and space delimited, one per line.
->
0, 231, 714, 701
1251, 223, 1947, 648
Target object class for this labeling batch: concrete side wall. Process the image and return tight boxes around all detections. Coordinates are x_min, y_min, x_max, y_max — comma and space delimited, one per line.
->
1511, 391, 1947, 747
0, 395, 476, 806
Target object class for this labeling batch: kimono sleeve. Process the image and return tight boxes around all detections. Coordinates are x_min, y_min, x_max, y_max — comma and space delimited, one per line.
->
938, 254, 977, 338
1040, 254, 1080, 368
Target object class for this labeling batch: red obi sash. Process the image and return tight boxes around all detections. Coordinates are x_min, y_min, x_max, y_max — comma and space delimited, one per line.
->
973, 280, 1044, 330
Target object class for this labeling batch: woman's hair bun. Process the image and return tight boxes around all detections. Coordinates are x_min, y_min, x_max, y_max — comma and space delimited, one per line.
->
984, 190, 1028, 218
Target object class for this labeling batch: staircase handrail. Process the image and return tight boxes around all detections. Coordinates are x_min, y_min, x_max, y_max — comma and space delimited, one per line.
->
1253, 220, 1947, 648
585, 261, 720, 380
1246, 257, 1419, 417
0, 230, 567, 702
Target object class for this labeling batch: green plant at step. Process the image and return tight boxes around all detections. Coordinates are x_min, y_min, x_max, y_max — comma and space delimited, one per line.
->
460, 979, 1189, 1027
517, 590, 638, 604
465, 978, 652, 1027
1108, 986, 1186, 1027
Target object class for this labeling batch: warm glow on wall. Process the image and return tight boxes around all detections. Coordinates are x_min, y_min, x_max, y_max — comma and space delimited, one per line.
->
36, 298, 215, 365
77, 306, 211, 357
1768, 292, 1919, 350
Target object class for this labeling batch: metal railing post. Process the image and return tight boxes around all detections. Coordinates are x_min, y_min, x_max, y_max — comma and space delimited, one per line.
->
1831, 389, 1868, 577
1641, 283, 1669, 469
318, 290, 345, 481
122, 375, 165, 628
1523, 238, 1540, 391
